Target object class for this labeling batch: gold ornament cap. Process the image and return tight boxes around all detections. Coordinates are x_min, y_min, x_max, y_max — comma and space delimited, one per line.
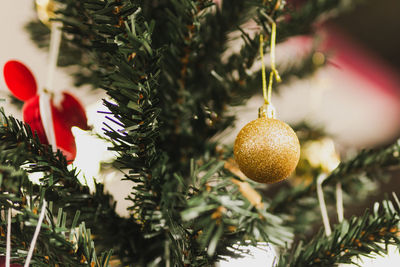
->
234, 117, 300, 184
36, 0, 55, 26
258, 103, 276, 119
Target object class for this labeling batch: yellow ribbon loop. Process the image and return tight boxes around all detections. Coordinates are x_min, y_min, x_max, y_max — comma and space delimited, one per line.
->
269, 22, 281, 83
259, 22, 281, 106
259, 34, 268, 104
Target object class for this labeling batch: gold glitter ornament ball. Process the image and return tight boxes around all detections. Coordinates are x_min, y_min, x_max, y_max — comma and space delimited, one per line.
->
234, 117, 300, 184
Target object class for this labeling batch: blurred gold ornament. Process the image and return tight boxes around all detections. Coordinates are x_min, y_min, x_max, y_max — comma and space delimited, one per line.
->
292, 138, 340, 186
303, 138, 340, 173
234, 117, 300, 184
35, 0, 55, 26
312, 52, 326, 66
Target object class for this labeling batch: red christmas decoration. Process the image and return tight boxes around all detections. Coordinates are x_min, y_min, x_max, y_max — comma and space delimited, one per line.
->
3, 60, 89, 163
3, 61, 37, 101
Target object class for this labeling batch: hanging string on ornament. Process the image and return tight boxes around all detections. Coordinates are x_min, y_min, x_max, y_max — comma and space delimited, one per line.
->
260, 22, 281, 111
336, 182, 344, 222
40, 18, 64, 151
36, 0, 63, 153
234, 22, 300, 184
6, 209, 11, 267
4, 202, 47, 267
317, 174, 332, 236
24, 201, 47, 267
317, 174, 345, 236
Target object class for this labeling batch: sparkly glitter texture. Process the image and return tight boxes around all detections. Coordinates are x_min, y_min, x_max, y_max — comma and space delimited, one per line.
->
234, 117, 300, 184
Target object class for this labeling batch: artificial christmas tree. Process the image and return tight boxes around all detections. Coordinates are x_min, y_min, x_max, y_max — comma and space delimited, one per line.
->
0, 0, 399, 266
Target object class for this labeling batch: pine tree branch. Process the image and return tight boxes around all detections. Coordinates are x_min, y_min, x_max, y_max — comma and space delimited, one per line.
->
56, 0, 164, 217
270, 139, 400, 213
54, 1, 176, 264
179, 158, 293, 264
277, 196, 400, 266
0, 165, 112, 266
